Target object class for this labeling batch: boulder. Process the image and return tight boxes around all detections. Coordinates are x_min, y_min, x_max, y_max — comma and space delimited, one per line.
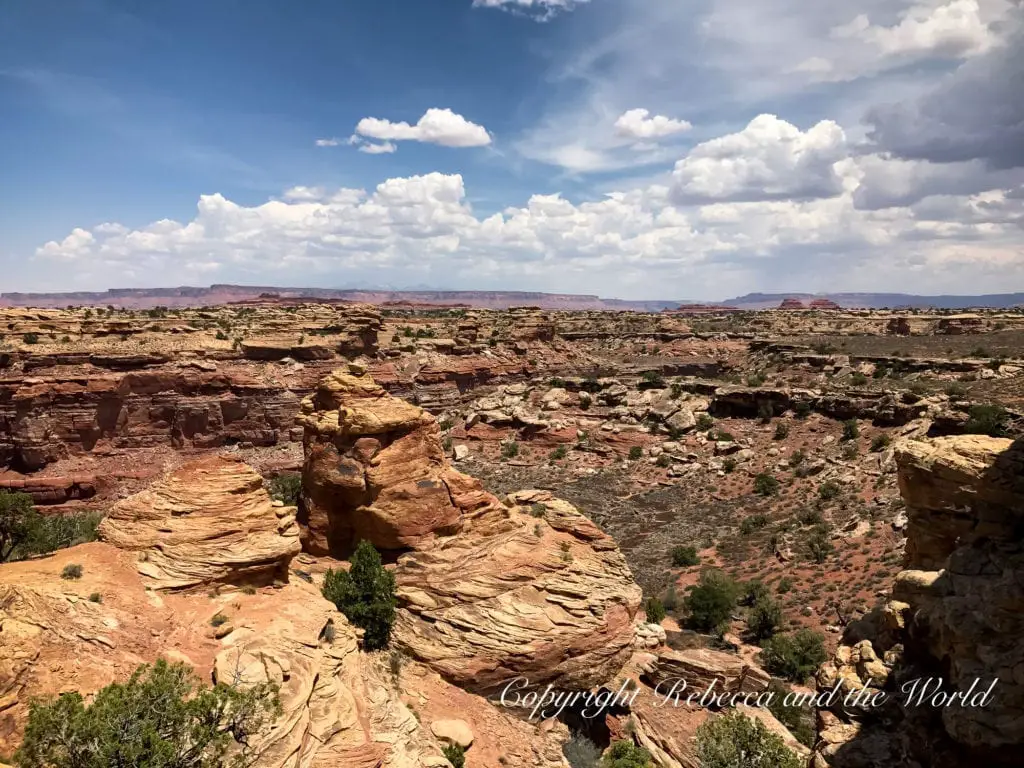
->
98, 455, 300, 590
430, 719, 474, 748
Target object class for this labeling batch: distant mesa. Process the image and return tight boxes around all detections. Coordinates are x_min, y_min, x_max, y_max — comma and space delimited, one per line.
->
809, 298, 841, 310
779, 298, 806, 310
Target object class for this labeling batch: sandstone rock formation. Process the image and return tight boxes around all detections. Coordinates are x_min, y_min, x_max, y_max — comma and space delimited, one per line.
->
297, 364, 464, 554
0, 543, 445, 767
98, 455, 301, 590
814, 435, 1024, 768
394, 488, 642, 694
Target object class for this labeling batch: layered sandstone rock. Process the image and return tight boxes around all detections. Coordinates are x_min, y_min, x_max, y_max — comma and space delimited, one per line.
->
394, 488, 642, 694
0, 543, 445, 767
814, 435, 1024, 768
98, 455, 301, 589
297, 364, 464, 554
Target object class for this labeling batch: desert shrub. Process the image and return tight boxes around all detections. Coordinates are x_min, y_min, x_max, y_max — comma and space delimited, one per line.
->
22, 332, 40, 345
850, 372, 868, 386
442, 744, 466, 768
0, 490, 38, 561
697, 413, 715, 431
602, 740, 651, 768
267, 474, 302, 506
748, 373, 767, 388
841, 419, 860, 441
663, 582, 679, 612
61, 563, 83, 580
14, 659, 280, 768
641, 371, 666, 388
696, 710, 803, 768
215, 330, 228, 340
684, 570, 740, 633
944, 382, 969, 400
788, 449, 806, 467
644, 596, 667, 624
210, 612, 228, 627
773, 422, 789, 440
1, 493, 101, 563
563, 734, 602, 768
740, 580, 770, 607
765, 680, 816, 747
970, 346, 990, 358
739, 513, 769, 535
793, 401, 812, 420
796, 507, 824, 526
629, 446, 643, 461
501, 441, 520, 459
747, 595, 783, 641
964, 404, 1008, 437
722, 457, 737, 473
841, 442, 859, 459
88, 592, 102, 603
871, 434, 891, 452
753, 473, 779, 497
760, 629, 828, 683
655, 454, 672, 468
818, 480, 841, 501
807, 528, 835, 563
713, 430, 735, 442
776, 577, 794, 594
322, 540, 396, 651
671, 545, 700, 567
670, 382, 684, 398
550, 446, 568, 460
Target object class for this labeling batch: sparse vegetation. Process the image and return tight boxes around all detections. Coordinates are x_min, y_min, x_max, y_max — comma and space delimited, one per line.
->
550, 446, 568, 460
1, 491, 102, 563
740, 513, 769, 535
602, 740, 651, 768
502, 441, 521, 459
696, 710, 803, 768
964, 404, 1009, 437
629, 446, 643, 461
563, 734, 602, 768
753, 473, 779, 497
696, 413, 715, 431
644, 596, 667, 624
442, 744, 466, 768
684, 570, 740, 633
841, 419, 860, 441
321, 540, 397, 651
61, 563, 83, 580
14, 659, 281, 768
773, 422, 789, 440
760, 629, 828, 683
871, 433, 891, 452
818, 480, 841, 501
671, 545, 700, 567
267, 474, 302, 506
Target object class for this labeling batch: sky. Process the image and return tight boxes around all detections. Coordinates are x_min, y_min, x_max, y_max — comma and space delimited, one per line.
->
1, 0, 1022, 301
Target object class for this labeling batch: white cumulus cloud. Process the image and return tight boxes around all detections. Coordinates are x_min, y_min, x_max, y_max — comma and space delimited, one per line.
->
614, 109, 692, 141
472, 0, 590, 21
358, 141, 397, 155
355, 108, 491, 148
314, 138, 340, 147
671, 114, 850, 204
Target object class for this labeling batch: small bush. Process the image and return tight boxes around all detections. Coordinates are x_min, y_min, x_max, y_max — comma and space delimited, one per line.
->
502, 441, 520, 459
629, 446, 643, 461
61, 564, 83, 580
841, 442, 859, 459
215, 330, 228, 340
747, 373, 766, 388
684, 570, 740, 633
267, 474, 302, 506
760, 629, 828, 683
440, 745, 464, 768
322, 540, 397, 651
696, 710, 803, 768
796, 507, 824, 526
807, 528, 835, 563
210, 612, 228, 627
564, 734, 602, 768
670, 545, 700, 567
841, 419, 860, 441
645, 596, 667, 624
818, 480, 841, 501
788, 449, 806, 467
740, 513, 769, 535
602, 740, 651, 768
871, 434, 891, 452
793, 401, 812, 420
14, 659, 280, 768
88, 592, 102, 603
753, 473, 779, 497
656, 454, 672, 468
964, 404, 1008, 437
776, 577, 793, 594
713, 430, 735, 442
697, 413, 715, 431
722, 457, 737, 473
850, 372, 868, 386
944, 382, 969, 400
747, 595, 783, 641
550, 446, 568, 460
773, 422, 789, 440
765, 680, 816, 748
22, 332, 40, 345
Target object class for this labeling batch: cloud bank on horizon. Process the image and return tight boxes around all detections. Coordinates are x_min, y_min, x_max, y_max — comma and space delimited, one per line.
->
3, 0, 1023, 300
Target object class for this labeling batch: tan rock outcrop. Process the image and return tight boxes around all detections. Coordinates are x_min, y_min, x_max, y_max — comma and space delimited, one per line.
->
393, 488, 642, 694
297, 365, 463, 554
814, 435, 1024, 767
98, 454, 300, 590
0, 543, 444, 767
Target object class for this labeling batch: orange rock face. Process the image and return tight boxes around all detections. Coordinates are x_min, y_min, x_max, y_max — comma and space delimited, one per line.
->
98, 454, 301, 589
297, 365, 466, 554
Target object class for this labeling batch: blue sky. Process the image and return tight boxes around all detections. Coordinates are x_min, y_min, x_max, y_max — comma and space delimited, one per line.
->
1, 0, 1022, 299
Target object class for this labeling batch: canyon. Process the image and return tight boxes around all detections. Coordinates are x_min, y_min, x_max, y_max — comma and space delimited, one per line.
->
1, 299, 1023, 767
